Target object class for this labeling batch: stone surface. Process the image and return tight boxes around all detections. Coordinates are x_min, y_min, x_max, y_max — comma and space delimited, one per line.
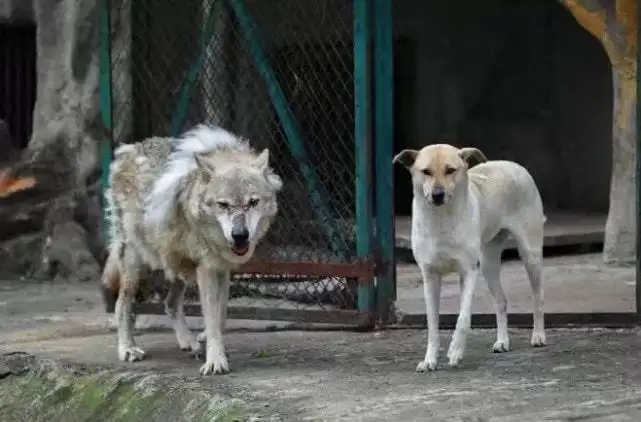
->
0, 254, 640, 421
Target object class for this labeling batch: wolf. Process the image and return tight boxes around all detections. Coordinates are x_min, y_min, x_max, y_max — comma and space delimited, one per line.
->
393, 144, 546, 372
101, 124, 283, 375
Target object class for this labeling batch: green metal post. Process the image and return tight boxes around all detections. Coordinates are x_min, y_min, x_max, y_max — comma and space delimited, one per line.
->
99, 0, 114, 245
354, 0, 375, 313
635, 2, 641, 324
373, 0, 395, 323
228, 0, 346, 260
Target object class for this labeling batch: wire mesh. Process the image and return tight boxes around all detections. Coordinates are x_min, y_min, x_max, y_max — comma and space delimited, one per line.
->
107, 0, 362, 313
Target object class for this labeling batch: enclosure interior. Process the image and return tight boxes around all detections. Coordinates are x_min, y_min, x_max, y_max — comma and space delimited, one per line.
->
392, 0, 613, 245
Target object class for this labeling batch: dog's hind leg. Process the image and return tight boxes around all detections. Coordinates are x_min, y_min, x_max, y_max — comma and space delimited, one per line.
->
416, 266, 442, 372
482, 230, 511, 353
165, 279, 203, 358
116, 245, 146, 362
511, 224, 546, 348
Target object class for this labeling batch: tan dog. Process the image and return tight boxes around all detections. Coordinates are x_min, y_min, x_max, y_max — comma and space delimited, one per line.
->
394, 144, 546, 372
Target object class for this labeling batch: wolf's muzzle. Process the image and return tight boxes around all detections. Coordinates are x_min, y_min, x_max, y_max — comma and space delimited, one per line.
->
231, 213, 250, 255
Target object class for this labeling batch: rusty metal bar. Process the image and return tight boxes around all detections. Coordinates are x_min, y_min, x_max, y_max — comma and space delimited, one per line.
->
236, 260, 374, 279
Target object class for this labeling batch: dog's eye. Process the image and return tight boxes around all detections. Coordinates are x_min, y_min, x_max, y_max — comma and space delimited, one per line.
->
421, 168, 432, 176
216, 201, 230, 210
247, 198, 260, 208
444, 166, 457, 175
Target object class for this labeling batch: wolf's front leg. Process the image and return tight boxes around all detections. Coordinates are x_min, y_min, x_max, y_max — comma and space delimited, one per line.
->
416, 265, 442, 372
196, 265, 230, 375
447, 264, 480, 367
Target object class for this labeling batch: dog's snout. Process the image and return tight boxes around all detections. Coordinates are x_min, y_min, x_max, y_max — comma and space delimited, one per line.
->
431, 186, 445, 205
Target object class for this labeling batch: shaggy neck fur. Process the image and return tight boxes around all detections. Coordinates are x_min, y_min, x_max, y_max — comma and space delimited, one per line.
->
144, 125, 249, 233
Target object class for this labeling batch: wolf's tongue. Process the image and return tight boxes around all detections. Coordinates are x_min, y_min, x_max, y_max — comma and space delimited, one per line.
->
232, 245, 249, 256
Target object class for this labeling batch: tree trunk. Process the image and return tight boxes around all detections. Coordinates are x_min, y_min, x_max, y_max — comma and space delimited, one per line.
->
560, 0, 638, 265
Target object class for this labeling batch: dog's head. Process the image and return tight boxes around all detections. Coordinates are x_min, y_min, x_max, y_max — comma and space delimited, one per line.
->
393, 144, 487, 206
188, 148, 283, 264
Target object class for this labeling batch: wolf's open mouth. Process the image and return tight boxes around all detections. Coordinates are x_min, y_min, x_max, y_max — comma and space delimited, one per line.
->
232, 245, 249, 256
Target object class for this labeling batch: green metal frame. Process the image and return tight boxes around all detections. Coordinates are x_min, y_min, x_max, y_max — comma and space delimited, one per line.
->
354, 0, 375, 313
99, 0, 114, 245
373, 0, 395, 323
98, 0, 395, 326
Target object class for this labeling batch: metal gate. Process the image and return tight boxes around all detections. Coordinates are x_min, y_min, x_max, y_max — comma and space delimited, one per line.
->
99, 0, 395, 328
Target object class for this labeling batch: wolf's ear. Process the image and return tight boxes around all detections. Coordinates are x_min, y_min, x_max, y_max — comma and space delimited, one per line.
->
194, 153, 216, 182
253, 148, 270, 172
393, 149, 418, 169
458, 147, 487, 167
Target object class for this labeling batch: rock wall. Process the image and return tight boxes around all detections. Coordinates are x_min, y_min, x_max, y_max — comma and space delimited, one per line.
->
0, 0, 104, 281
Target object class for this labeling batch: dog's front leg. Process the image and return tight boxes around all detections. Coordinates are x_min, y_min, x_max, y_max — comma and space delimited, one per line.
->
447, 264, 480, 367
196, 265, 231, 375
416, 266, 442, 372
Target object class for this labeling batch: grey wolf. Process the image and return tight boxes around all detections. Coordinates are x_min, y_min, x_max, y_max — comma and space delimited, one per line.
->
393, 144, 546, 372
102, 124, 282, 375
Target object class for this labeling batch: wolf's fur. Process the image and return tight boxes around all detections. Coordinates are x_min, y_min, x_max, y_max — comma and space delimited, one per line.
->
102, 124, 282, 375
394, 144, 546, 372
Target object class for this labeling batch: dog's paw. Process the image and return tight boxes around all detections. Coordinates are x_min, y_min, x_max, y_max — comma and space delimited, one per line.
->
530, 331, 546, 347
199, 357, 230, 376
118, 346, 146, 362
416, 359, 438, 373
197, 331, 206, 343
492, 339, 511, 353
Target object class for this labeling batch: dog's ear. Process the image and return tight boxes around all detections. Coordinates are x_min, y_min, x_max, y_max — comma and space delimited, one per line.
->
392, 149, 418, 169
458, 148, 487, 167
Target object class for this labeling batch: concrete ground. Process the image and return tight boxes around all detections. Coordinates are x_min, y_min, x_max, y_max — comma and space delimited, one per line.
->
1, 253, 640, 421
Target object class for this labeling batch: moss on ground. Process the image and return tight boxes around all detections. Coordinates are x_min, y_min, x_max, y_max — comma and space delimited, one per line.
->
0, 366, 261, 422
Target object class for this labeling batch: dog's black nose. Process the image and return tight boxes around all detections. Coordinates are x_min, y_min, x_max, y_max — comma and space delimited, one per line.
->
431, 188, 445, 205
231, 228, 250, 245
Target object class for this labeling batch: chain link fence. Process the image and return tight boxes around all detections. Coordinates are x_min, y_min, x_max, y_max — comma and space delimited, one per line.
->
105, 0, 366, 316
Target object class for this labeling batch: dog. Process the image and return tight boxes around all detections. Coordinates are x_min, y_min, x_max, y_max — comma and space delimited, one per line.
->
393, 144, 546, 372
102, 124, 283, 375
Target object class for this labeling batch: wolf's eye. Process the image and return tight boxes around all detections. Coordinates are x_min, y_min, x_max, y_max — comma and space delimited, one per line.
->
444, 166, 456, 175
421, 168, 432, 176
247, 198, 260, 208
216, 201, 230, 210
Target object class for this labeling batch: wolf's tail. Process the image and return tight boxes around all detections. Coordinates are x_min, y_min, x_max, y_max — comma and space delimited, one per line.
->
101, 248, 121, 312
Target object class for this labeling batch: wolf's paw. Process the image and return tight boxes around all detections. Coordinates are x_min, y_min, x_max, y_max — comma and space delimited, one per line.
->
118, 346, 146, 362
531, 331, 546, 348
416, 359, 438, 373
199, 356, 230, 375
447, 338, 466, 368
492, 339, 511, 353
179, 339, 204, 360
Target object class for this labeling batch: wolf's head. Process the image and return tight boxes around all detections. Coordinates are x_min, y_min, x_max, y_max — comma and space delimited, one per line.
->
186, 148, 282, 264
145, 125, 283, 266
